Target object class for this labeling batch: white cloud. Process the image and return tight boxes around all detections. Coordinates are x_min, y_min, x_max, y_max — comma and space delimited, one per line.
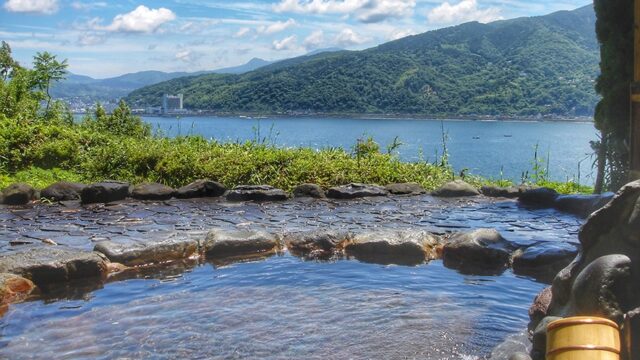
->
3, 0, 58, 14
175, 49, 203, 63
272, 35, 298, 51
427, 0, 502, 25
303, 30, 324, 49
257, 18, 296, 35
70, 1, 106, 11
273, 0, 415, 23
98, 5, 176, 33
388, 28, 416, 41
77, 32, 106, 46
234, 27, 251, 38
335, 28, 368, 46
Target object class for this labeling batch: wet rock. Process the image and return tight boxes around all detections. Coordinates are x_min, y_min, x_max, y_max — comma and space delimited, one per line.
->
530, 316, 562, 360
326, 183, 388, 199
385, 182, 426, 195
509, 353, 532, 360
624, 307, 640, 360
130, 183, 175, 201
518, 187, 558, 207
512, 242, 578, 283
203, 228, 278, 260
94, 236, 199, 266
40, 181, 85, 202
226, 185, 289, 202
0, 273, 35, 306
1, 183, 38, 205
480, 185, 525, 198
553, 193, 614, 218
442, 229, 514, 273
432, 180, 479, 197
528, 287, 552, 332
0, 247, 108, 287
345, 229, 440, 266
284, 230, 348, 259
81, 181, 130, 204
293, 183, 326, 198
175, 179, 226, 198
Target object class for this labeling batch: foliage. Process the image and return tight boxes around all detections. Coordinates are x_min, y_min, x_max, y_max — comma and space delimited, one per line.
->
32, 51, 68, 113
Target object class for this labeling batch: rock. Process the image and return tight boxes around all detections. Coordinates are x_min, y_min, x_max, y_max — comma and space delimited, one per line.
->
284, 230, 348, 259
385, 182, 426, 195
509, 353, 532, 360
226, 185, 289, 202
0, 247, 108, 287
553, 193, 614, 218
81, 181, 130, 204
432, 180, 479, 197
512, 242, 578, 283
1, 183, 38, 205
528, 287, 552, 332
518, 187, 558, 207
94, 235, 200, 266
326, 183, 388, 199
345, 229, 441, 266
442, 229, 514, 274
40, 181, 85, 202
203, 228, 278, 260
624, 307, 640, 360
0, 273, 35, 306
530, 316, 562, 360
175, 179, 226, 198
130, 183, 175, 201
480, 185, 526, 198
292, 183, 326, 198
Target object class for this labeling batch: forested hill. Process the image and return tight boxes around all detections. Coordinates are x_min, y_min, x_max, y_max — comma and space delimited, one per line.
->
127, 5, 599, 117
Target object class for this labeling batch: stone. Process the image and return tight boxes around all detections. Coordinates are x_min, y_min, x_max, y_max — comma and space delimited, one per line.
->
345, 229, 441, 266
284, 230, 348, 259
0, 247, 108, 287
175, 179, 226, 198
509, 353, 532, 360
0, 273, 35, 306
385, 182, 426, 195
1, 183, 38, 205
553, 193, 614, 218
512, 242, 578, 283
292, 183, 326, 198
528, 287, 552, 332
81, 181, 130, 204
130, 183, 175, 201
40, 181, 85, 202
203, 228, 278, 260
442, 228, 514, 274
94, 235, 200, 266
432, 180, 479, 197
326, 183, 388, 199
226, 185, 289, 202
518, 187, 558, 207
480, 185, 525, 198
530, 316, 562, 360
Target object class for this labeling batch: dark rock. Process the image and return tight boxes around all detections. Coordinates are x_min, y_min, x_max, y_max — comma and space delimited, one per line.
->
0, 273, 35, 307
292, 183, 326, 198
512, 242, 578, 283
432, 180, 479, 197
284, 230, 348, 259
528, 287, 552, 332
345, 230, 440, 266
1, 183, 38, 205
553, 193, 614, 218
226, 185, 289, 202
0, 247, 108, 287
130, 183, 175, 201
326, 183, 388, 199
518, 187, 558, 207
40, 181, 85, 202
480, 185, 526, 198
81, 181, 130, 204
385, 182, 426, 195
530, 316, 562, 360
175, 179, 226, 198
203, 228, 278, 260
623, 307, 640, 360
94, 235, 200, 266
442, 229, 514, 274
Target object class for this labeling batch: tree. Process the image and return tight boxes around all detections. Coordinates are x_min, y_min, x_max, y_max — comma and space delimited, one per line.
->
32, 51, 68, 113
0, 41, 19, 81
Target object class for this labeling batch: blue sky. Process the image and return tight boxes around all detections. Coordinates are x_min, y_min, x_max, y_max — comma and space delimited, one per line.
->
0, 0, 591, 78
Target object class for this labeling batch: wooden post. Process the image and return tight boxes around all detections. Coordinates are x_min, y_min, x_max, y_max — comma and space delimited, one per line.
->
632, 0, 640, 180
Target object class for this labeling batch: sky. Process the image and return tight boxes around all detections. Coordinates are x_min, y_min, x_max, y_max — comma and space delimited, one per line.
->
0, 0, 591, 78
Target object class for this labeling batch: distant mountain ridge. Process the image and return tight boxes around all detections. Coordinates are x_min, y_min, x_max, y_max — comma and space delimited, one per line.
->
127, 5, 600, 117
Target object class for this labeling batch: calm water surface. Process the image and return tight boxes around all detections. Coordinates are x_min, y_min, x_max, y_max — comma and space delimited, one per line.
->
0, 256, 544, 359
143, 116, 597, 184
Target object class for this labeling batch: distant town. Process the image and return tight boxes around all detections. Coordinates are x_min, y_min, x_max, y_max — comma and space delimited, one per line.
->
66, 93, 192, 116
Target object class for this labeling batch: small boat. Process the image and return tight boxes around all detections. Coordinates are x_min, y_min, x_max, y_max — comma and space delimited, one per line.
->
504, 134, 513, 137
472, 136, 480, 140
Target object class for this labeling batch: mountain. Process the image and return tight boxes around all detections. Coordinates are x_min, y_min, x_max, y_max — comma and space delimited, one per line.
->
212, 58, 273, 75
127, 5, 600, 117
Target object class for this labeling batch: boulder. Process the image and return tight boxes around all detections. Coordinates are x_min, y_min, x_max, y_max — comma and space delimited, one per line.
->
81, 181, 130, 204
203, 228, 278, 260
480, 185, 526, 198
385, 182, 426, 195
292, 183, 326, 198
553, 193, 614, 218
512, 242, 578, 283
528, 287, 552, 332
284, 230, 348, 259
432, 180, 479, 197
130, 182, 175, 201
1, 183, 38, 205
442, 229, 514, 274
326, 183, 388, 199
509, 354, 532, 360
226, 185, 288, 202
94, 235, 200, 266
40, 181, 85, 202
345, 229, 441, 266
0, 273, 35, 306
175, 179, 226, 198
518, 187, 558, 207
0, 247, 108, 287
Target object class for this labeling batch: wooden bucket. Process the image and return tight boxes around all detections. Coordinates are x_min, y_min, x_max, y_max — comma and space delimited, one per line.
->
547, 316, 621, 360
